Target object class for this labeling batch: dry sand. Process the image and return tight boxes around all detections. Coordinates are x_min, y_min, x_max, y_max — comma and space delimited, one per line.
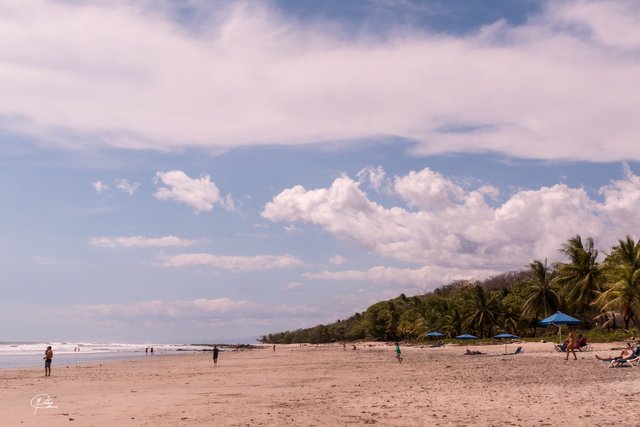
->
1, 341, 639, 426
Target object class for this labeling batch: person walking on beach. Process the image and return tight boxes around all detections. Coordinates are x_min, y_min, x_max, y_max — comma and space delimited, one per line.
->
395, 342, 403, 364
565, 327, 577, 360
213, 346, 219, 365
43, 346, 53, 376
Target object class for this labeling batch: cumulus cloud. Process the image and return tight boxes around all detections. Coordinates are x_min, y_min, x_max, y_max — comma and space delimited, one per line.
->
1, 1, 640, 161
263, 166, 640, 275
90, 235, 198, 248
394, 168, 465, 210
92, 181, 109, 193
357, 166, 388, 192
159, 253, 305, 272
154, 170, 229, 213
116, 178, 140, 195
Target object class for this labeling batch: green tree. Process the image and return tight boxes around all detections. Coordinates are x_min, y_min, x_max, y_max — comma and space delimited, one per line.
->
554, 235, 602, 316
464, 285, 500, 338
597, 236, 640, 329
522, 259, 560, 331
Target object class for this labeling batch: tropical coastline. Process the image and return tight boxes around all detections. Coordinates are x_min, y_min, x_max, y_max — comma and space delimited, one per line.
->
2, 341, 639, 426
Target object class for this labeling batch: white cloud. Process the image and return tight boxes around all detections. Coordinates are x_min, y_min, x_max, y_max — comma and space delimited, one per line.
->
72, 297, 321, 322
263, 166, 640, 274
154, 170, 225, 213
329, 255, 347, 265
34, 256, 55, 265
305, 265, 501, 289
394, 168, 466, 210
92, 181, 109, 193
116, 178, 140, 195
159, 253, 305, 272
1, 1, 640, 161
285, 282, 304, 291
357, 166, 388, 192
284, 224, 302, 235
90, 235, 198, 248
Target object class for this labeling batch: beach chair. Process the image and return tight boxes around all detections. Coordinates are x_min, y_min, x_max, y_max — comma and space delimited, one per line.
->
608, 355, 640, 368
503, 346, 522, 355
607, 346, 640, 368
577, 343, 590, 352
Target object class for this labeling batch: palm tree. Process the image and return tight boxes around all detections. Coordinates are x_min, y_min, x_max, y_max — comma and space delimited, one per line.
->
464, 285, 500, 338
597, 236, 640, 329
522, 259, 560, 327
596, 268, 640, 329
554, 235, 602, 315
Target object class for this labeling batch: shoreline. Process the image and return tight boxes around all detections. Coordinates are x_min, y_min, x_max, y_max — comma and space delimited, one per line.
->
0, 343, 258, 369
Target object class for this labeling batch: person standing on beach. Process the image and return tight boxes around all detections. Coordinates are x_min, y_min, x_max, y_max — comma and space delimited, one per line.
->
43, 346, 53, 376
395, 342, 403, 364
565, 327, 577, 360
213, 346, 219, 365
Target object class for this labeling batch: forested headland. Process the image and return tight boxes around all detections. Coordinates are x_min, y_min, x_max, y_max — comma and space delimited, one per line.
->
260, 235, 640, 344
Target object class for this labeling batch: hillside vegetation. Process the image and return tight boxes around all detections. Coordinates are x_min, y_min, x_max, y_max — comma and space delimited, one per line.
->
260, 235, 640, 344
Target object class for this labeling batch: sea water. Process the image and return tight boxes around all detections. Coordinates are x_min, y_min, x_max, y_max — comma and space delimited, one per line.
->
0, 342, 213, 369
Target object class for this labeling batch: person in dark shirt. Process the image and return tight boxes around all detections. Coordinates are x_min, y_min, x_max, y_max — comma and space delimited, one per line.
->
213, 346, 219, 365
43, 346, 53, 377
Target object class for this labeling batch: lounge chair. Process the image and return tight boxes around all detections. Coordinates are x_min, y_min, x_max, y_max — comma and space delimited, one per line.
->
503, 346, 522, 355
609, 355, 640, 368
607, 346, 640, 368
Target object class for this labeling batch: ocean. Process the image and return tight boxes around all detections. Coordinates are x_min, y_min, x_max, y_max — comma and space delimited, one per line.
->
0, 341, 213, 369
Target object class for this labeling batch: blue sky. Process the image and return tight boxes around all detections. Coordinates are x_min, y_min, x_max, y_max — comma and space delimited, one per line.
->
2, 0, 640, 343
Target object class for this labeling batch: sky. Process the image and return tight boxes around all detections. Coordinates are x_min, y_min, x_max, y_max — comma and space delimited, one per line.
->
2, 0, 640, 343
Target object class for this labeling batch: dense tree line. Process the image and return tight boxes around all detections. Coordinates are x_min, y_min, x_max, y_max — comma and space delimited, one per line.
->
260, 235, 640, 344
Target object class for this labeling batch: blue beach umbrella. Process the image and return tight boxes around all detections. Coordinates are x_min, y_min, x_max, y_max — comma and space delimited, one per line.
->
494, 333, 519, 339
426, 331, 445, 338
539, 311, 581, 326
455, 334, 478, 339
494, 333, 520, 353
455, 334, 478, 351
539, 311, 581, 342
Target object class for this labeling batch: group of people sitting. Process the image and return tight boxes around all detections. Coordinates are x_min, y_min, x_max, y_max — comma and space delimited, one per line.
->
555, 333, 588, 352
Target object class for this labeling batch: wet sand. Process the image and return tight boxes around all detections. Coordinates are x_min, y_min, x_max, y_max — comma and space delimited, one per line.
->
1, 341, 638, 426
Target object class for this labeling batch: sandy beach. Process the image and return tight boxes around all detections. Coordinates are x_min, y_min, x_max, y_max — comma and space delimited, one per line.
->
1, 341, 639, 426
